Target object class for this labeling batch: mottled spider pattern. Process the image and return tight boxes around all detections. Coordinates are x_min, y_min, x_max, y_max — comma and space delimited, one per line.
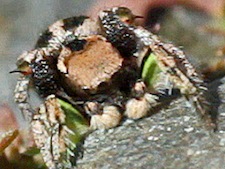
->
13, 7, 214, 169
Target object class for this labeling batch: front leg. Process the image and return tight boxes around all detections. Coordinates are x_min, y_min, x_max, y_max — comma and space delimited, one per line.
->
31, 95, 76, 169
150, 38, 214, 129
134, 28, 215, 129
14, 75, 33, 122
13, 50, 38, 122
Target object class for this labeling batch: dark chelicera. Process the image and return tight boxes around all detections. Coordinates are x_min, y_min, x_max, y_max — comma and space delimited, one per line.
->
100, 11, 138, 57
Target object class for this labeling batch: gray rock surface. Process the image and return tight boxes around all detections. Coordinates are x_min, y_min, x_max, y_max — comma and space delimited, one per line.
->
77, 78, 225, 169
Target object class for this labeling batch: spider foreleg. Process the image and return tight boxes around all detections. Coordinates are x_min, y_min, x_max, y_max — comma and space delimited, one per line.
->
31, 95, 76, 169
14, 75, 33, 122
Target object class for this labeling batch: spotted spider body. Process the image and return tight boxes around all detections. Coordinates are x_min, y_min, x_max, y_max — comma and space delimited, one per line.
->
99, 9, 139, 57
13, 7, 213, 169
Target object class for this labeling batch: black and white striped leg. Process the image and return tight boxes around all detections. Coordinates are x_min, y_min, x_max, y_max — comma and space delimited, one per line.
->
31, 95, 76, 169
14, 75, 33, 122
134, 28, 215, 129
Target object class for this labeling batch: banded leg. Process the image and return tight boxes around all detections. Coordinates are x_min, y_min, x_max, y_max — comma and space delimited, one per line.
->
31, 95, 76, 169
14, 75, 33, 122
84, 101, 122, 130
134, 28, 214, 128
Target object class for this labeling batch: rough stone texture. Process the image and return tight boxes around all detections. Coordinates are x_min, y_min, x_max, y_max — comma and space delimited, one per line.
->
76, 78, 225, 169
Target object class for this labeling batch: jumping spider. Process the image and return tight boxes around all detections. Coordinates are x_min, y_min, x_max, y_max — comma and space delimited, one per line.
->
12, 7, 214, 169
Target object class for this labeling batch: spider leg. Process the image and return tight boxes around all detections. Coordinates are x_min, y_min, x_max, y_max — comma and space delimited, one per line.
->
124, 80, 160, 119
35, 16, 89, 48
14, 75, 33, 122
84, 101, 122, 130
31, 95, 76, 169
134, 28, 215, 129
14, 50, 40, 122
